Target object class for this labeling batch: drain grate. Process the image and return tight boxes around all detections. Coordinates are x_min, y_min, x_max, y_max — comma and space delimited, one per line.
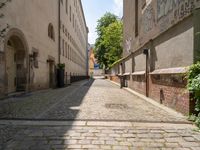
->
105, 103, 128, 109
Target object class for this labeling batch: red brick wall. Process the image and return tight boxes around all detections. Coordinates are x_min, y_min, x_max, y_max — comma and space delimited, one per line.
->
128, 76, 146, 95
109, 74, 192, 115
149, 74, 190, 115
110, 76, 120, 84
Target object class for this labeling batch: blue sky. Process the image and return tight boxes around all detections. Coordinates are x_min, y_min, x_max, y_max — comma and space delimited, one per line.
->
81, 0, 123, 44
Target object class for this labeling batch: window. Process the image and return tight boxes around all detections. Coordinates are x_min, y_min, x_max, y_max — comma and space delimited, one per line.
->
73, 14, 74, 27
65, 42, 67, 58
62, 24, 65, 33
48, 23, 55, 41
135, 0, 139, 37
62, 39, 65, 56
68, 45, 70, 59
66, 0, 68, 14
70, 6, 72, 22
33, 52, 39, 68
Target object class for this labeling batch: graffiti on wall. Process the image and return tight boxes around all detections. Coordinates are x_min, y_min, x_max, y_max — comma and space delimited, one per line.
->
143, 4, 155, 33
157, 0, 195, 20
125, 37, 132, 53
140, 0, 200, 44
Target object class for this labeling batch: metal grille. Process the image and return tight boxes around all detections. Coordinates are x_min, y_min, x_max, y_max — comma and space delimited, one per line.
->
105, 103, 128, 110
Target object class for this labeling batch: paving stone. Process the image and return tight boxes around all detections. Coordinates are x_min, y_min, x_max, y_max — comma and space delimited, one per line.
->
78, 139, 91, 144
1, 79, 200, 149
82, 145, 100, 148
100, 145, 112, 149
91, 140, 105, 145
112, 145, 129, 150
66, 145, 82, 149
164, 142, 179, 148
106, 140, 118, 145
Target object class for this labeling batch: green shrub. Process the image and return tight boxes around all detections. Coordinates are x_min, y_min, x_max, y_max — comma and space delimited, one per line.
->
187, 62, 200, 127
57, 63, 65, 70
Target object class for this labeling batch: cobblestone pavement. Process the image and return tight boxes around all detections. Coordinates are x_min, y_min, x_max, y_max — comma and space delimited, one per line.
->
1, 120, 200, 150
0, 80, 88, 119
41, 79, 186, 122
1, 78, 200, 149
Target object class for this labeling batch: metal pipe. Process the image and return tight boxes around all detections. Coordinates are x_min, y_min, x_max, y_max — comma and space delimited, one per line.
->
58, 0, 61, 64
143, 48, 149, 97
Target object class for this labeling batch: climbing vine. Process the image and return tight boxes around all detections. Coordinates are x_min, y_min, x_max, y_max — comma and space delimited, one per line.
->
187, 62, 200, 128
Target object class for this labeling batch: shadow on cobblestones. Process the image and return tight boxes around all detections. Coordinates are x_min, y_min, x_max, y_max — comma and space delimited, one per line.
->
0, 79, 94, 120
0, 79, 94, 149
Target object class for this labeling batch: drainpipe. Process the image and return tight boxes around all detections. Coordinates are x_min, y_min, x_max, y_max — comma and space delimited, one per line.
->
58, 0, 61, 64
143, 48, 149, 97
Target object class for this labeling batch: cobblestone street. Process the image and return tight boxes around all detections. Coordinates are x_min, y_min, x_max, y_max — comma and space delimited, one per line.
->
1, 79, 200, 149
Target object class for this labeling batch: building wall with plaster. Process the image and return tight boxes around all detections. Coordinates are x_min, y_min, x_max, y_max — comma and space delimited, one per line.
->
112, 0, 200, 114
0, 0, 88, 97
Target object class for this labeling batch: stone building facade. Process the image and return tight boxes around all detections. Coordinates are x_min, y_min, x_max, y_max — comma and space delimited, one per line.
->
0, 0, 88, 98
110, 0, 200, 115
88, 45, 95, 77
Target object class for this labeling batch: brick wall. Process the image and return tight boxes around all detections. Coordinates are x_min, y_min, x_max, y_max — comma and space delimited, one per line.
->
109, 73, 193, 115
109, 76, 120, 84
129, 75, 146, 95
149, 74, 190, 115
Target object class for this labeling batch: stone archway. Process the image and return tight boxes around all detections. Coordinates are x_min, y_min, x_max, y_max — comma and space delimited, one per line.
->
4, 28, 29, 94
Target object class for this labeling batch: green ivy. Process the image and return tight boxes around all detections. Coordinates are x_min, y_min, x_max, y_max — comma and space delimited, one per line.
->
187, 62, 200, 128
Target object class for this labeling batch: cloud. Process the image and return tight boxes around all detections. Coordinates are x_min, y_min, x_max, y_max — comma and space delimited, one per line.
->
113, 0, 123, 17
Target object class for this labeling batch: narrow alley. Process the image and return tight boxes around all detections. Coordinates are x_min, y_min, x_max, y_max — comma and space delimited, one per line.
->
1, 79, 200, 149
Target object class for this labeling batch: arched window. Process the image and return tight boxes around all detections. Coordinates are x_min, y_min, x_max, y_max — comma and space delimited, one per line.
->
48, 23, 55, 41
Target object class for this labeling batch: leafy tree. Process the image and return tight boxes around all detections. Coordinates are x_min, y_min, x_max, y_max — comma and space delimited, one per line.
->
95, 12, 123, 69
102, 21, 123, 68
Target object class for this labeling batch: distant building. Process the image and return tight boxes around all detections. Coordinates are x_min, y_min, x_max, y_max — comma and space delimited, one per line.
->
88, 45, 95, 77
110, 0, 200, 115
0, 0, 88, 97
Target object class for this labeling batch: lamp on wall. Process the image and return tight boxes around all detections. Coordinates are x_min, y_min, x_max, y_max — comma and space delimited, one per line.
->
143, 48, 149, 55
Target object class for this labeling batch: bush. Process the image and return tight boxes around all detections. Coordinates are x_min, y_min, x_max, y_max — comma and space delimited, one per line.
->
187, 62, 200, 127
57, 63, 65, 70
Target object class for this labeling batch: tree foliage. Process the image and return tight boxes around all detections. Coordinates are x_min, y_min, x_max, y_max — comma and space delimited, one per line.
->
95, 12, 123, 69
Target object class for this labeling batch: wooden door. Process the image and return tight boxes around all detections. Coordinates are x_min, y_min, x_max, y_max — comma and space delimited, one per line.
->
7, 46, 16, 93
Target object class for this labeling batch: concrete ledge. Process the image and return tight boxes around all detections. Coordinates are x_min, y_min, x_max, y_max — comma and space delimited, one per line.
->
0, 120, 196, 129
0, 120, 86, 126
132, 122, 196, 129
86, 121, 132, 127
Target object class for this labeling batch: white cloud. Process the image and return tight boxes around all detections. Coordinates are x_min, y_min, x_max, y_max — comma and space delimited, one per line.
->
113, 0, 123, 17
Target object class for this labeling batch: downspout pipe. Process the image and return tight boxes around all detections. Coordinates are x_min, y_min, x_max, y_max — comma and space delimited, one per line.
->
58, 0, 61, 64
143, 48, 149, 97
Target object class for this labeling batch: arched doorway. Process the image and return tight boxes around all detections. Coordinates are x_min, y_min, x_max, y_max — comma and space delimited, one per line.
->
4, 29, 29, 94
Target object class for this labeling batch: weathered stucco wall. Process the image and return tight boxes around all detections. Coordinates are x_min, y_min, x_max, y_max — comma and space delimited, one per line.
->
123, 0, 200, 58
153, 16, 194, 69
120, 0, 199, 114
124, 57, 132, 73
134, 54, 146, 72
0, 0, 88, 95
